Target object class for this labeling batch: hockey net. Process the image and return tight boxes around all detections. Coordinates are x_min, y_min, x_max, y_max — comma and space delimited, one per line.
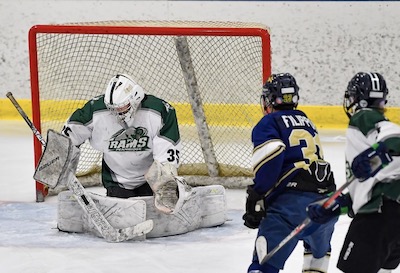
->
28, 21, 271, 201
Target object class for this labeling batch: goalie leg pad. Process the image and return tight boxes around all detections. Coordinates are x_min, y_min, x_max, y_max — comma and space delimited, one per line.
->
57, 190, 85, 233
134, 184, 227, 238
57, 191, 147, 240
58, 185, 227, 239
197, 185, 227, 228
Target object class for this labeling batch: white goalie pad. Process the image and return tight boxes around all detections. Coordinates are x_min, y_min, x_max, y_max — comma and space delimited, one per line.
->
144, 184, 227, 238
145, 160, 192, 214
33, 129, 80, 189
58, 191, 147, 240
57, 184, 227, 238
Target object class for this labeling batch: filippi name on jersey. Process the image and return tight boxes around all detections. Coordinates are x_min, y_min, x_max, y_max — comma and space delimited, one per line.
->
281, 115, 316, 129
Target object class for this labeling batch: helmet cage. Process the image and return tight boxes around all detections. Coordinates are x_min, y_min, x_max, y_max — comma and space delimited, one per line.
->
107, 96, 137, 123
104, 74, 145, 123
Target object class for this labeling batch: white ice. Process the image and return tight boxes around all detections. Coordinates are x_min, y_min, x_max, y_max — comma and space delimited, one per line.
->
0, 120, 398, 273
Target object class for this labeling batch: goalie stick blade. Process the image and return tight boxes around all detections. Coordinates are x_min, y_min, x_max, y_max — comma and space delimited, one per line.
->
116, 220, 154, 242
256, 236, 268, 263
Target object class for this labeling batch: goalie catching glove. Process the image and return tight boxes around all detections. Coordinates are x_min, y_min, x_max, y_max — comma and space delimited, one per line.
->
145, 160, 192, 215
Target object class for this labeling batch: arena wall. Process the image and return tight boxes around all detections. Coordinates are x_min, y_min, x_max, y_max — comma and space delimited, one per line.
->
1, 1, 399, 127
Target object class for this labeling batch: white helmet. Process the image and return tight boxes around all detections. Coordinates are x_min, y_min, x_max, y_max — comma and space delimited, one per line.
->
104, 74, 145, 123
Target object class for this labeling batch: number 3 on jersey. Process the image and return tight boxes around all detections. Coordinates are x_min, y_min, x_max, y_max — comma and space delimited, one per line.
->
167, 149, 180, 164
289, 129, 323, 168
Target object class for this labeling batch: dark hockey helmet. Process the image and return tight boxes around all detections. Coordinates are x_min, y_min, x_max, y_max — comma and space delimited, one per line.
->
261, 73, 299, 114
344, 72, 388, 118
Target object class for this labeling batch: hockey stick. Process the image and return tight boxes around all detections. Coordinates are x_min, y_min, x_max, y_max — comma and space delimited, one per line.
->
6, 92, 46, 146
6, 92, 153, 242
6, 92, 49, 202
257, 142, 393, 264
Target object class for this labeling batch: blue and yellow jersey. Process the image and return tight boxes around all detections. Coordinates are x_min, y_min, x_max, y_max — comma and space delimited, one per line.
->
251, 109, 323, 203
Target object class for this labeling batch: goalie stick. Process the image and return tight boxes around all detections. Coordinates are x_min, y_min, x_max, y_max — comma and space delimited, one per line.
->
257, 142, 392, 264
6, 92, 46, 147
6, 92, 49, 202
6, 92, 153, 242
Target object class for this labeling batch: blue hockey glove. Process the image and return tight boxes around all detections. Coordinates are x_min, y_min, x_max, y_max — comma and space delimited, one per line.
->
351, 142, 392, 182
307, 193, 350, 224
243, 185, 265, 229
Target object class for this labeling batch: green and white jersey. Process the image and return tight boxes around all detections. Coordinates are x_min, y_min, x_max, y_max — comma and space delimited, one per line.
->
346, 108, 400, 214
62, 94, 181, 190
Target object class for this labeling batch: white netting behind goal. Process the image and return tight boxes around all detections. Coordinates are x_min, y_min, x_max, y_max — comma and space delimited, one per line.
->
29, 21, 271, 193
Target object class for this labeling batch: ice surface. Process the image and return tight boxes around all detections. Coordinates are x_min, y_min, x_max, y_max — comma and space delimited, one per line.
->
0, 121, 398, 273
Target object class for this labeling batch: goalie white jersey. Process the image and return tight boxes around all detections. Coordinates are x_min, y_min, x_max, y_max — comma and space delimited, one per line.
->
62, 94, 181, 190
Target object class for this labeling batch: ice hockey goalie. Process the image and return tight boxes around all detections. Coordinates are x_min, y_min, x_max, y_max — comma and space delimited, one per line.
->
55, 158, 227, 239
34, 129, 227, 240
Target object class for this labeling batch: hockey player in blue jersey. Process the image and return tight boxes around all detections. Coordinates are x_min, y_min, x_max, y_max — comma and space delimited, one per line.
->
243, 73, 338, 273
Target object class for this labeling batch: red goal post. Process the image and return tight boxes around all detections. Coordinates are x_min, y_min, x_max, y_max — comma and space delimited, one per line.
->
28, 21, 271, 202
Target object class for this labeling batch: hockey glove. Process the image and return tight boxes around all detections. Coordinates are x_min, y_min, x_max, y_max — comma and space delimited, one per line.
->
351, 142, 392, 182
243, 185, 265, 229
307, 193, 350, 224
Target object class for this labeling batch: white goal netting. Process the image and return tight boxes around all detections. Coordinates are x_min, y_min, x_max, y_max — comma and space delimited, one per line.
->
29, 20, 271, 195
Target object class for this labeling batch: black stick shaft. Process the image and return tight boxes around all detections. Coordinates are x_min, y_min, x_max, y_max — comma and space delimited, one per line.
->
6, 92, 46, 147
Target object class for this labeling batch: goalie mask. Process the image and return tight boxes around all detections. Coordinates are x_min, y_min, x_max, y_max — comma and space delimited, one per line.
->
344, 72, 388, 118
104, 74, 145, 123
261, 73, 299, 115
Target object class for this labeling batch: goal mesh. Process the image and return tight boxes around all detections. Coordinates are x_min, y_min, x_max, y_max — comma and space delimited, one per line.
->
29, 21, 271, 198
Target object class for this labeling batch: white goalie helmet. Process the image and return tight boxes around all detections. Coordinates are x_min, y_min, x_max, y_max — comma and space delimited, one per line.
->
104, 74, 145, 123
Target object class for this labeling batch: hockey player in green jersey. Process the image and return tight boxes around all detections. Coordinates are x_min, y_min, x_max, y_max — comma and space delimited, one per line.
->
307, 72, 400, 273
